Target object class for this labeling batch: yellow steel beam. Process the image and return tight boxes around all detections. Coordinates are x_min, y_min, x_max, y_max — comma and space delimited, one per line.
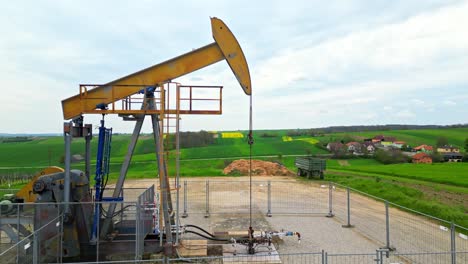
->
62, 17, 251, 120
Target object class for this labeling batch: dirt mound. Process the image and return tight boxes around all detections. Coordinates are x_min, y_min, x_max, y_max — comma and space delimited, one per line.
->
223, 159, 295, 176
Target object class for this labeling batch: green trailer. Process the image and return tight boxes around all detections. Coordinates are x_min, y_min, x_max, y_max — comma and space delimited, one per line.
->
295, 157, 326, 179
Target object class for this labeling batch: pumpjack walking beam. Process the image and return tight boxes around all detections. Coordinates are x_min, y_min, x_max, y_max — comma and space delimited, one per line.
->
61, 17, 251, 120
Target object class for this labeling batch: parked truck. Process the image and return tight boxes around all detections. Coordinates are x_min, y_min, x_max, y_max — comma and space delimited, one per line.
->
294, 157, 326, 179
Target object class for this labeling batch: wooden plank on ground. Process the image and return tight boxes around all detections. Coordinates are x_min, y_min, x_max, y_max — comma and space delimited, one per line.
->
177, 239, 207, 257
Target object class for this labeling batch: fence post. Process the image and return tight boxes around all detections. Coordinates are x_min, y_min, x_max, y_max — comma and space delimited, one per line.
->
59, 212, 64, 263
266, 180, 272, 217
321, 250, 325, 264
342, 187, 353, 228
182, 181, 188, 218
204, 180, 210, 218
120, 189, 124, 224
383, 200, 393, 251
33, 229, 38, 264
0, 203, 2, 244
323, 251, 327, 264
451, 222, 456, 264
16, 202, 20, 258
96, 201, 100, 262
376, 248, 389, 263
326, 182, 334, 217
135, 200, 140, 260
375, 249, 381, 264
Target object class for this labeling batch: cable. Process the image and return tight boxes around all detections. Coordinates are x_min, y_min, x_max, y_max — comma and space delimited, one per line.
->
248, 94, 254, 239
184, 224, 215, 238
100, 204, 135, 218
184, 230, 230, 242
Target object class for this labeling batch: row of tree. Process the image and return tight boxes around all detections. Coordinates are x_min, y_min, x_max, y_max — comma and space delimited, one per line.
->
167, 130, 216, 149
1, 136, 32, 143
309, 124, 468, 133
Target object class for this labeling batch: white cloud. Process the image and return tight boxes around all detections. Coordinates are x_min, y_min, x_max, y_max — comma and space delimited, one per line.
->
411, 99, 425, 106
395, 110, 416, 118
254, 1, 468, 93
383, 106, 393, 111
443, 100, 457, 106
1, 1, 468, 132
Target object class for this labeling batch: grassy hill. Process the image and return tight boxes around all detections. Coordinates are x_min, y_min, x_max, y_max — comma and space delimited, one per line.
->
0, 127, 467, 226
1, 128, 466, 175
328, 161, 468, 187
0, 130, 326, 182
328, 127, 468, 147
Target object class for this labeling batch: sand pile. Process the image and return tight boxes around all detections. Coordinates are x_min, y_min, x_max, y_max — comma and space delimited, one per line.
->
223, 159, 295, 176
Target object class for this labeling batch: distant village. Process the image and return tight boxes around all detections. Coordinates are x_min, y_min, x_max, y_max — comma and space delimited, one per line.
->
326, 135, 463, 164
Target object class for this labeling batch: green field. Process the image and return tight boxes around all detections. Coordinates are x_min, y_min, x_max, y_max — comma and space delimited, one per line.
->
329, 127, 468, 147
328, 161, 468, 187
0, 132, 324, 167
313, 158, 468, 226
1, 128, 467, 227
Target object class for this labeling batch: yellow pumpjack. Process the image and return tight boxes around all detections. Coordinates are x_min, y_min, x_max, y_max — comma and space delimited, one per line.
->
4, 17, 253, 261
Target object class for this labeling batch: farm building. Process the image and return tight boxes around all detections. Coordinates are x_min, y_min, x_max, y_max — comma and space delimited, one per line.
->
442, 152, 463, 162
326, 142, 345, 152
362, 142, 376, 153
372, 135, 396, 143
437, 145, 460, 153
381, 141, 393, 147
412, 152, 432, 164
346, 142, 362, 153
413, 144, 434, 153
392, 141, 406, 148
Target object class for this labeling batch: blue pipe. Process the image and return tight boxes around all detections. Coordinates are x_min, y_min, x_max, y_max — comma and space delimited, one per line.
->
91, 119, 106, 242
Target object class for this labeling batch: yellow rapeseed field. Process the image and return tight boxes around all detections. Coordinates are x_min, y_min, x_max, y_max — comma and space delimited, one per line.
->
296, 137, 319, 144
222, 132, 244, 138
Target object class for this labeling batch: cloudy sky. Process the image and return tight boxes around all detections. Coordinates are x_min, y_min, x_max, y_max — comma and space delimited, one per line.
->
1, 0, 468, 133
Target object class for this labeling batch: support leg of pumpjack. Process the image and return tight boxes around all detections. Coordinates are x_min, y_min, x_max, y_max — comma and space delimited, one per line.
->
85, 135, 92, 181
148, 93, 175, 253
99, 115, 145, 238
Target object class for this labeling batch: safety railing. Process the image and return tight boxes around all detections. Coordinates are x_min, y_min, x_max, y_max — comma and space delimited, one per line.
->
136, 185, 156, 260
0, 212, 63, 263
1, 180, 467, 263
77, 83, 223, 116
0, 186, 158, 263
330, 182, 468, 263
179, 180, 329, 218
168, 251, 324, 263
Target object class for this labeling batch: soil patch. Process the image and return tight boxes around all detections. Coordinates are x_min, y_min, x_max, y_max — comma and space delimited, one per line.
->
223, 159, 295, 176
338, 160, 350, 166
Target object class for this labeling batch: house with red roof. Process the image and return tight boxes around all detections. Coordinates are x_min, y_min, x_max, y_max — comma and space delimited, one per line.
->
412, 152, 432, 164
413, 144, 434, 153
346, 142, 363, 153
